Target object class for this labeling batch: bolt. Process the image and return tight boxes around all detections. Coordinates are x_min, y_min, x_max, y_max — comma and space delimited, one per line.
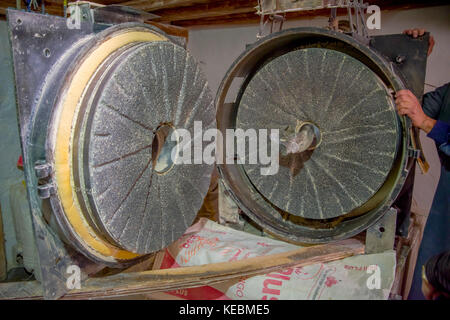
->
395, 55, 406, 64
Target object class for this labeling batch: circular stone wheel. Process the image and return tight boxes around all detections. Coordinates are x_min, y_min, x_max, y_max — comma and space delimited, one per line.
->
77, 41, 215, 254
236, 47, 399, 220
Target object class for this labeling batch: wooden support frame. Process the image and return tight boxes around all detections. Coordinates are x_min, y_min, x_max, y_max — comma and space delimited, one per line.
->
0, 239, 364, 299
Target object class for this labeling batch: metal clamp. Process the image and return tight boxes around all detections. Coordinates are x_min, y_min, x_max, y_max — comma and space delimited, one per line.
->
408, 147, 421, 159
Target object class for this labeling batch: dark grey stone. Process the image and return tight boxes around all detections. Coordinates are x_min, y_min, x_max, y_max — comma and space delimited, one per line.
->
82, 42, 215, 253
237, 47, 398, 219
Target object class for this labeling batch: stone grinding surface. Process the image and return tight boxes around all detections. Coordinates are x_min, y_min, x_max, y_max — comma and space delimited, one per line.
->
237, 48, 399, 220
86, 42, 215, 253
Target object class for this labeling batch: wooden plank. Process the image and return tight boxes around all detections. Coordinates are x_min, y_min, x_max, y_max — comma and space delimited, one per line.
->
173, 9, 335, 27
390, 244, 410, 297
400, 213, 425, 299
0, 206, 6, 281
150, 0, 258, 22
2, 0, 448, 22
119, 0, 215, 12
0, 2, 64, 16
147, 21, 189, 39
0, 238, 364, 299
169, 0, 448, 26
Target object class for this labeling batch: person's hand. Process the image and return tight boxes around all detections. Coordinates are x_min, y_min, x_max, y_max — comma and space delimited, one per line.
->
395, 90, 436, 133
403, 28, 435, 56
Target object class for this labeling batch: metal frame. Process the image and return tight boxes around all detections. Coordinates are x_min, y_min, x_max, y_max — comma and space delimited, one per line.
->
5, 8, 174, 299
257, 0, 370, 42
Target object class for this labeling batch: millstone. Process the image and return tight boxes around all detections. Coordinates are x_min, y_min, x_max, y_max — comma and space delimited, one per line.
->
79, 41, 215, 254
237, 47, 399, 220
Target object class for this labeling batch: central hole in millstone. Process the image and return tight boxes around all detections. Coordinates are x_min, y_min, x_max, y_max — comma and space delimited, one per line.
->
285, 122, 322, 154
152, 123, 177, 175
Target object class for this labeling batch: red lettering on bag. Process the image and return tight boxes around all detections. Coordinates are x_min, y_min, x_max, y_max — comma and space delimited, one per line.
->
262, 279, 282, 295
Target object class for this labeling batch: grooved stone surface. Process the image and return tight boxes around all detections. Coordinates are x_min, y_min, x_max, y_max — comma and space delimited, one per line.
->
237, 48, 399, 219
84, 42, 215, 254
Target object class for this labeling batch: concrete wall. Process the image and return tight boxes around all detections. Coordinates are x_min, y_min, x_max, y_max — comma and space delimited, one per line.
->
187, 5, 450, 215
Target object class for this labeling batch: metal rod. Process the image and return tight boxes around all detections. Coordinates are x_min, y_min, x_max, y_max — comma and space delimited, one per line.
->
347, 6, 354, 34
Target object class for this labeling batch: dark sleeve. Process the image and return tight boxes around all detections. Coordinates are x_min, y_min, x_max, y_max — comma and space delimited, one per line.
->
427, 120, 450, 157
422, 83, 449, 119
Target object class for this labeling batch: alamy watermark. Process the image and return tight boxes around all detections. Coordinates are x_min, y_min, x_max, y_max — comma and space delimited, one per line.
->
366, 264, 381, 290
168, 122, 280, 176
66, 265, 81, 290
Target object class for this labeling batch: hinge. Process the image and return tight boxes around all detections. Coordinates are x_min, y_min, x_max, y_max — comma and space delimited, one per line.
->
37, 184, 55, 199
34, 161, 52, 179
34, 161, 54, 199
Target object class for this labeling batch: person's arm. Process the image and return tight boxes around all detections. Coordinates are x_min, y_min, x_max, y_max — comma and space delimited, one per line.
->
395, 89, 450, 157
395, 90, 436, 133
428, 121, 450, 157
422, 84, 449, 119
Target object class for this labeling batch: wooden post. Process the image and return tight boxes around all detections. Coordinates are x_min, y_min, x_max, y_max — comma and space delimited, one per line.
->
0, 205, 6, 281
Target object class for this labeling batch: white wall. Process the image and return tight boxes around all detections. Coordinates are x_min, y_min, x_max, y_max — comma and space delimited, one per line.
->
187, 5, 450, 215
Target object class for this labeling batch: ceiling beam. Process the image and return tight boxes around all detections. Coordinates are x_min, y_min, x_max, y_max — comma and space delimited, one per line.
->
147, 21, 189, 39
151, 0, 258, 22
119, 0, 216, 11
1, 0, 449, 26
173, 9, 337, 27
169, 0, 449, 27
0, 0, 64, 16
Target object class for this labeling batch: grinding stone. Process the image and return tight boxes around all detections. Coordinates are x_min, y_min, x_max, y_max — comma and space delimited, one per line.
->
80, 41, 215, 253
237, 47, 399, 220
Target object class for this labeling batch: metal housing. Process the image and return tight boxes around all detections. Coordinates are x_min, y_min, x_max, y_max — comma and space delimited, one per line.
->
216, 27, 412, 243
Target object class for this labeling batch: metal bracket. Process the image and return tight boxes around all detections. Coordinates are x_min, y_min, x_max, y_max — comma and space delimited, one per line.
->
256, 0, 370, 43
365, 208, 397, 254
408, 147, 421, 159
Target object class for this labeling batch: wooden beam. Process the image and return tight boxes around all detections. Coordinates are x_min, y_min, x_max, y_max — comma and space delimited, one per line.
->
151, 0, 258, 22
172, 0, 449, 27
0, 0, 16, 16
174, 8, 336, 27
0, 1, 64, 17
119, 0, 216, 12
0, 206, 6, 281
0, 239, 364, 299
147, 21, 189, 40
